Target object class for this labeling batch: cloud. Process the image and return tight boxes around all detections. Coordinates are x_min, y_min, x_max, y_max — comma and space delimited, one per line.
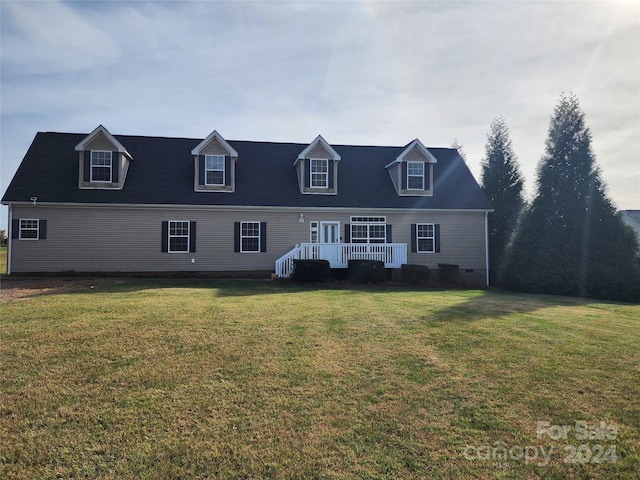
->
1, 0, 119, 75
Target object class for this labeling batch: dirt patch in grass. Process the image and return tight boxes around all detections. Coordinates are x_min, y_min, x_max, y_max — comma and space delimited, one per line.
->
0, 276, 125, 303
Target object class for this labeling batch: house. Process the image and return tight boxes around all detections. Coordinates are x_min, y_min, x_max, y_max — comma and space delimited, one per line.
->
2, 125, 493, 283
621, 210, 640, 250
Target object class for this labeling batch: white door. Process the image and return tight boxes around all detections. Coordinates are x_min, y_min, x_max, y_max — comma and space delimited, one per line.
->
321, 222, 340, 244
320, 222, 340, 266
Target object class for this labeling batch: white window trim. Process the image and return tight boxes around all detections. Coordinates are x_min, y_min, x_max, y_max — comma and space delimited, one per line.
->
240, 221, 261, 253
168, 220, 190, 253
350, 217, 386, 244
350, 216, 386, 223
416, 223, 435, 253
310, 221, 319, 244
407, 161, 425, 190
19, 218, 40, 240
90, 150, 113, 183
205, 154, 225, 186
310, 158, 329, 188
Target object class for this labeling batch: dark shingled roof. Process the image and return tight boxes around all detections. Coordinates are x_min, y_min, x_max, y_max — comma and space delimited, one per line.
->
2, 131, 492, 210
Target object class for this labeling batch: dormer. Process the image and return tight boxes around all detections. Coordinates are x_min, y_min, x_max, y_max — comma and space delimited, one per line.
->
191, 130, 238, 193
385, 139, 437, 196
76, 125, 132, 190
294, 135, 341, 195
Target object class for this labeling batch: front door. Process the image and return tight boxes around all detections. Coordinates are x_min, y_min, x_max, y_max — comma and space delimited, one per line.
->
320, 222, 340, 266
321, 222, 340, 244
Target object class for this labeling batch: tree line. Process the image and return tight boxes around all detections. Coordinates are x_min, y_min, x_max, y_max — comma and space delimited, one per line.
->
477, 93, 640, 302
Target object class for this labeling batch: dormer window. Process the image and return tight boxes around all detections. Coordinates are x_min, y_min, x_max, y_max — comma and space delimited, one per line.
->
385, 139, 437, 196
407, 161, 425, 190
311, 158, 329, 188
295, 135, 341, 195
192, 130, 238, 193
76, 125, 132, 190
90, 151, 113, 182
205, 155, 225, 186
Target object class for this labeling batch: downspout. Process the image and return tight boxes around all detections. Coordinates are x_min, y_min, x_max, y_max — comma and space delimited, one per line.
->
484, 211, 489, 287
6, 204, 12, 275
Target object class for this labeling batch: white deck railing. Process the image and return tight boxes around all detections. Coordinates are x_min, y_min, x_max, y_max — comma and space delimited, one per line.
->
275, 243, 407, 278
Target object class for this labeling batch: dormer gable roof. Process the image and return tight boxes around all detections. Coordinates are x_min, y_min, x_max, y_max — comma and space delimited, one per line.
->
385, 138, 437, 168
191, 130, 238, 157
74, 125, 132, 160
294, 135, 341, 165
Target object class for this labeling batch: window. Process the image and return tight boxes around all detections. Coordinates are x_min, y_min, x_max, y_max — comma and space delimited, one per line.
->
407, 162, 425, 190
169, 221, 190, 253
234, 222, 266, 253
91, 151, 112, 182
205, 155, 224, 185
310, 221, 319, 243
241, 221, 261, 252
350, 217, 387, 244
19, 219, 40, 240
416, 223, 435, 253
351, 216, 386, 223
310, 158, 328, 188
161, 221, 195, 253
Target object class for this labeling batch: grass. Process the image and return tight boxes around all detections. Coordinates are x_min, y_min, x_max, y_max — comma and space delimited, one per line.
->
0, 246, 5, 275
1, 280, 638, 479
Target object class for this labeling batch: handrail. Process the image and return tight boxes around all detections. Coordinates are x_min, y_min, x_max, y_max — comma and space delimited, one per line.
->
274, 243, 407, 278
274, 244, 302, 278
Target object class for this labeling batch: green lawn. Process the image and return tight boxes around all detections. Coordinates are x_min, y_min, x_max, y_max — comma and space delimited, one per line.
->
0, 246, 6, 275
1, 280, 638, 479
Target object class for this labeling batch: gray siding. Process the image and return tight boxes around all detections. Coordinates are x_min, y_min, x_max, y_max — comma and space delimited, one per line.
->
9, 205, 487, 273
307, 143, 332, 159
85, 132, 115, 151
200, 138, 230, 156
404, 145, 428, 162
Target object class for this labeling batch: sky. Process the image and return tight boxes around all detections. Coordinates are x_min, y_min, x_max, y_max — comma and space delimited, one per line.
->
1, 0, 639, 232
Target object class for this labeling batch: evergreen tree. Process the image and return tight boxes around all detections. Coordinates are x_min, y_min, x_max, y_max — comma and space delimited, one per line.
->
480, 117, 524, 283
502, 94, 640, 301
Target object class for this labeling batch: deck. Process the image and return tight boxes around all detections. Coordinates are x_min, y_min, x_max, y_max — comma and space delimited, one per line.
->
275, 243, 408, 278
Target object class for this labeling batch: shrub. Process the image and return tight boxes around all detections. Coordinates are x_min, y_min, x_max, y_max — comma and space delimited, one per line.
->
401, 264, 431, 285
348, 259, 386, 283
438, 263, 460, 284
292, 259, 330, 283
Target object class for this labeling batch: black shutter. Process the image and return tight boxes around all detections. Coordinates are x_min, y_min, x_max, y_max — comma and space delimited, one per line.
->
161, 221, 168, 252
234, 222, 240, 252
199, 155, 206, 186
328, 160, 334, 189
344, 224, 350, 243
401, 162, 408, 190
39, 220, 47, 240
260, 222, 267, 252
410, 224, 417, 252
12, 219, 19, 239
225, 156, 232, 186
83, 151, 91, 182
304, 159, 311, 188
424, 162, 430, 190
386, 224, 392, 243
189, 221, 196, 253
434, 224, 441, 253
111, 152, 119, 183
